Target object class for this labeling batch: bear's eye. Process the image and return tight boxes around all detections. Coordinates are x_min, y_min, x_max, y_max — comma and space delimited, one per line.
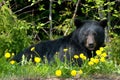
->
93, 32, 97, 36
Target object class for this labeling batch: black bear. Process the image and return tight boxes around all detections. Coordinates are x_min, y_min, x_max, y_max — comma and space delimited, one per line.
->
13, 18, 107, 66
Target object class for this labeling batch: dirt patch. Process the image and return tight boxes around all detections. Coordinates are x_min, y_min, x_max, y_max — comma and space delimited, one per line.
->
21, 75, 120, 80
88, 74, 120, 80
1, 74, 120, 80
24, 74, 120, 80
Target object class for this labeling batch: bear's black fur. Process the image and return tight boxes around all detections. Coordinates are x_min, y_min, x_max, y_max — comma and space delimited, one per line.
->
13, 18, 107, 66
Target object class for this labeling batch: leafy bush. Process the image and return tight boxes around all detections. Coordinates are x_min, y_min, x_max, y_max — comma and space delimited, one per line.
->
0, 5, 32, 57
105, 32, 120, 64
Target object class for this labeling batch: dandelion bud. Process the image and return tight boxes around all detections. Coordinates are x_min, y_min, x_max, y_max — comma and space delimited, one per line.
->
74, 55, 79, 59
31, 47, 35, 51
63, 48, 68, 52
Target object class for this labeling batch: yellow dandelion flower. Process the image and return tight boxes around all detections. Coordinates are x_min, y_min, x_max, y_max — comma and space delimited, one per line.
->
90, 58, 95, 62
31, 47, 35, 51
99, 47, 104, 51
100, 57, 106, 62
71, 70, 77, 77
74, 55, 79, 59
10, 60, 15, 64
55, 70, 62, 77
5, 52, 11, 58
96, 50, 102, 56
34, 57, 41, 63
88, 61, 94, 66
82, 56, 87, 60
93, 58, 99, 64
79, 69, 83, 75
63, 48, 68, 52
90, 58, 99, 64
80, 53, 86, 60
80, 53, 84, 58
101, 52, 107, 58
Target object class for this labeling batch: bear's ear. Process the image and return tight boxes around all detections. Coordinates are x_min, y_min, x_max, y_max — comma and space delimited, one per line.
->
74, 18, 83, 28
99, 19, 107, 28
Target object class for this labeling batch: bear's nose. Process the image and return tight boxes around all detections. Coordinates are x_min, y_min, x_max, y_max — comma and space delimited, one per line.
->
89, 44, 94, 48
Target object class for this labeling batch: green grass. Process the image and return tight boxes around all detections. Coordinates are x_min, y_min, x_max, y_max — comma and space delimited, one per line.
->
0, 47, 120, 80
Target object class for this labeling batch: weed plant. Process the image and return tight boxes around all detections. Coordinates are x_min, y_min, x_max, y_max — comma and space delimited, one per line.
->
0, 46, 118, 79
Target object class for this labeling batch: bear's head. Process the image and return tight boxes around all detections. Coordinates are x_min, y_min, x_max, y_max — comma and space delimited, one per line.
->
72, 18, 107, 51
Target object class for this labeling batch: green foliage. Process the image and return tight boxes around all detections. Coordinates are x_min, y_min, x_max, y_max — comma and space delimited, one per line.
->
9, 0, 119, 39
0, 57, 53, 78
0, 5, 32, 57
105, 32, 120, 64
113, 10, 120, 18
57, 0, 77, 5
28, 0, 39, 5
55, 19, 75, 37
81, 0, 115, 20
